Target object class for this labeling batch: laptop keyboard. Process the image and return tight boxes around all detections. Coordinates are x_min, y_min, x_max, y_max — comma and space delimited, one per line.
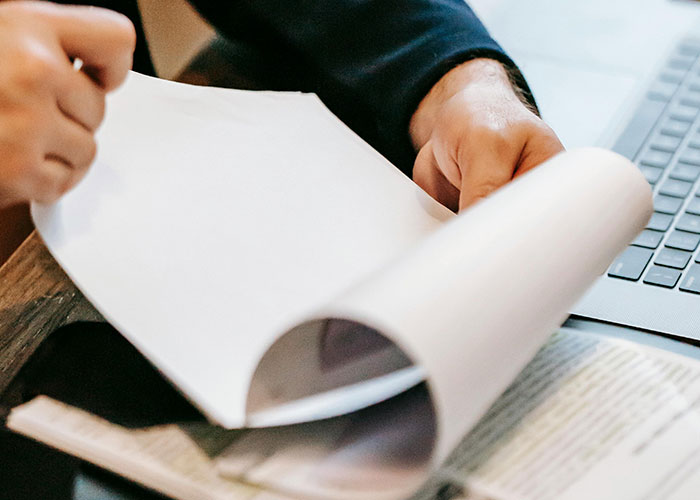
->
607, 37, 700, 293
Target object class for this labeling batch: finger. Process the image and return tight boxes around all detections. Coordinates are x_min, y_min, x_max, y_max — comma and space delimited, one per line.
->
46, 113, 98, 171
514, 127, 565, 178
40, 4, 136, 90
29, 157, 75, 204
457, 141, 517, 211
413, 141, 460, 211
56, 66, 106, 131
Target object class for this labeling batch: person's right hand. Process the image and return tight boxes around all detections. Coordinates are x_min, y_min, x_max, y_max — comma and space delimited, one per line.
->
0, 1, 135, 207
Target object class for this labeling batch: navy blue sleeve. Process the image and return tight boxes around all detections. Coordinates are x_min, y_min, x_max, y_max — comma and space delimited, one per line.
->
188, 0, 529, 174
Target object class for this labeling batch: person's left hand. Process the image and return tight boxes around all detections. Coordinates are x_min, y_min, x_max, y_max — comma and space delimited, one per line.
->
410, 58, 564, 212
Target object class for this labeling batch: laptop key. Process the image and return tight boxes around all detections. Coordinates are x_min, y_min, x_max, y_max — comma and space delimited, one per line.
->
681, 94, 700, 108
608, 247, 653, 281
665, 230, 700, 251
687, 198, 700, 215
659, 179, 692, 198
632, 229, 664, 249
679, 264, 700, 294
678, 147, 700, 166
655, 247, 692, 269
678, 40, 700, 57
654, 195, 683, 214
668, 56, 695, 71
650, 133, 682, 152
647, 212, 674, 231
660, 119, 691, 138
640, 165, 663, 184
670, 163, 700, 182
660, 71, 686, 85
648, 81, 678, 102
676, 213, 700, 233
689, 132, 700, 148
688, 77, 700, 92
644, 265, 682, 288
669, 104, 699, 122
640, 150, 672, 168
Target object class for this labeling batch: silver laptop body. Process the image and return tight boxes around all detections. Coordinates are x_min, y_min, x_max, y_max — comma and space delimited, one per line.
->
471, 0, 700, 341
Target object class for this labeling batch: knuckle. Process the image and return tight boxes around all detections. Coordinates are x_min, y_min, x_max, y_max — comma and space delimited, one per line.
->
42, 164, 71, 201
72, 135, 98, 170
471, 121, 511, 147
540, 122, 563, 143
444, 108, 511, 148
121, 18, 138, 52
13, 46, 61, 90
527, 120, 565, 149
102, 10, 137, 52
523, 116, 549, 133
23, 49, 57, 78
65, 74, 107, 130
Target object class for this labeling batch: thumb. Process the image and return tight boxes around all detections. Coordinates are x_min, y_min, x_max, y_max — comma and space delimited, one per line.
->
413, 140, 460, 211
458, 146, 515, 211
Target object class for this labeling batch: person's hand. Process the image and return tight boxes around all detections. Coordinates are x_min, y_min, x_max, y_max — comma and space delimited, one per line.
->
410, 58, 564, 212
0, 1, 135, 208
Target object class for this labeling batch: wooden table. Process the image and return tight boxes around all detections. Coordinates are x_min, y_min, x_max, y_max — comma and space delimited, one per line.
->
0, 232, 102, 397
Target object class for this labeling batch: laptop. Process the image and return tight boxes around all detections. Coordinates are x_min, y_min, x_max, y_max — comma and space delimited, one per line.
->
470, 0, 700, 342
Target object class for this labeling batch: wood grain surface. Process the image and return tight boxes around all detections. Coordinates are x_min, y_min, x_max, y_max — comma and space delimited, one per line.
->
0, 232, 102, 396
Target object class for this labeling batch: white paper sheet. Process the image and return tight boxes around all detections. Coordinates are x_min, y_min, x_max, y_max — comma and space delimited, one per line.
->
32, 73, 451, 428
27, 72, 655, 499
32, 75, 651, 480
